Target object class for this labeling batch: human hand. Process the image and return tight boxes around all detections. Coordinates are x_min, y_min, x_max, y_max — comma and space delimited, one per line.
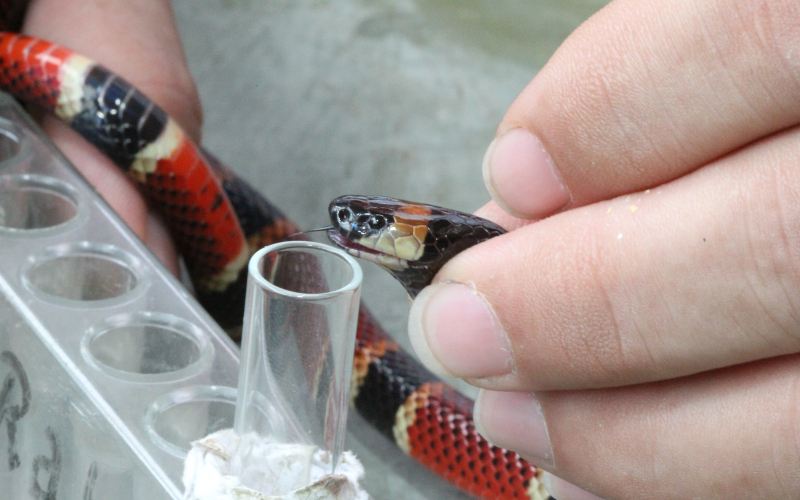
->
20, 0, 202, 275
408, 0, 800, 498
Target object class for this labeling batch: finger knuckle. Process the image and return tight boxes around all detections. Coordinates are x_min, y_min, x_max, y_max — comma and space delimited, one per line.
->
742, 150, 800, 344
778, 371, 800, 493
563, 228, 641, 384
734, 0, 800, 99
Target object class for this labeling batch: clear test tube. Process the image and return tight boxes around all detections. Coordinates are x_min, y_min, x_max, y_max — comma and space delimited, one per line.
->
234, 241, 362, 491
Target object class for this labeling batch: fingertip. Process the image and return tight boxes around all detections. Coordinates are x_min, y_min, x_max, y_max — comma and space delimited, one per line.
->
473, 201, 536, 231
408, 285, 456, 379
482, 128, 570, 219
408, 283, 514, 380
474, 390, 554, 469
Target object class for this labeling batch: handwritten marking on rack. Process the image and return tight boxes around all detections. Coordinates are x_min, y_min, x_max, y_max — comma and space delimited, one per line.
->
0, 348, 99, 498
0, 350, 31, 470
31, 427, 60, 500
83, 461, 98, 500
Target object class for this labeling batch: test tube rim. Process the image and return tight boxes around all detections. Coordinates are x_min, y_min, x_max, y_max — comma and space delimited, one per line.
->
248, 241, 363, 300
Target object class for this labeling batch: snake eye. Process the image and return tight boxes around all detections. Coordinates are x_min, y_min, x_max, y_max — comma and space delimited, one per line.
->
368, 215, 386, 230
337, 207, 353, 223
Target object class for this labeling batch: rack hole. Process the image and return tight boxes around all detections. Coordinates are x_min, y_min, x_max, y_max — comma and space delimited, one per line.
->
24, 243, 143, 303
144, 386, 237, 457
84, 313, 210, 379
28, 255, 136, 301
91, 325, 200, 374
0, 124, 22, 163
0, 175, 80, 231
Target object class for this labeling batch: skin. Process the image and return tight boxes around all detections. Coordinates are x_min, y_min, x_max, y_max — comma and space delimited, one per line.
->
406, 0, 800, 498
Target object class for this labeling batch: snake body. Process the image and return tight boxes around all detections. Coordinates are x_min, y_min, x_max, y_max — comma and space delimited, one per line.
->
0, 25, 551, 500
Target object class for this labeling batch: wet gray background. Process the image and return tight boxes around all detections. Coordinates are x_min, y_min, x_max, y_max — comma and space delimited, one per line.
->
173, 1, 609, 498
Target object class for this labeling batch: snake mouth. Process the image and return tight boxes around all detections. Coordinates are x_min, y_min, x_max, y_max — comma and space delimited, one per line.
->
327, 230, 408, 271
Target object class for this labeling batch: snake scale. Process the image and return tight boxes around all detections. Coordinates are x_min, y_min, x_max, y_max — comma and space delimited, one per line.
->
0, 5, 551, 499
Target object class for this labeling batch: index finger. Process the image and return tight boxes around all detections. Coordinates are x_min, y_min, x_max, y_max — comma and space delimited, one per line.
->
483, 0, 800, 219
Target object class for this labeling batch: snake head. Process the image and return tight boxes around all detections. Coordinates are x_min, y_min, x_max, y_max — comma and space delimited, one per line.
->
327, 195, 506, 297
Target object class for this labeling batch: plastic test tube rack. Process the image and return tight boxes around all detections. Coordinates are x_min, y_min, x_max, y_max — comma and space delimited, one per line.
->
0, 92, 241, 499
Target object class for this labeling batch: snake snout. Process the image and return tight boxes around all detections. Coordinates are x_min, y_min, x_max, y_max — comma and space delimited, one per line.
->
329, 195, 392, 240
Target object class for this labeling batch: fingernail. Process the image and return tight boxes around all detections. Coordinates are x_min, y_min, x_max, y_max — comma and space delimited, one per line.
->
408, 283, 513, 379
482, 128, 570, 218
473, 390, 554, 468
543, 473, 605, 500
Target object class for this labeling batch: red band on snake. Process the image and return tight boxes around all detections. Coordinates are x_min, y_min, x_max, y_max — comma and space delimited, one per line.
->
0, 28, 551, 500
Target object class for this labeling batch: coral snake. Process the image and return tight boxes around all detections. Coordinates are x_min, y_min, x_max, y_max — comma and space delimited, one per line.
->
0, 7, 552, 500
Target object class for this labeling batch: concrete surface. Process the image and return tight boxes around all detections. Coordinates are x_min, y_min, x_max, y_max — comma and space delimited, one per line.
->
172, 1, 609, 498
